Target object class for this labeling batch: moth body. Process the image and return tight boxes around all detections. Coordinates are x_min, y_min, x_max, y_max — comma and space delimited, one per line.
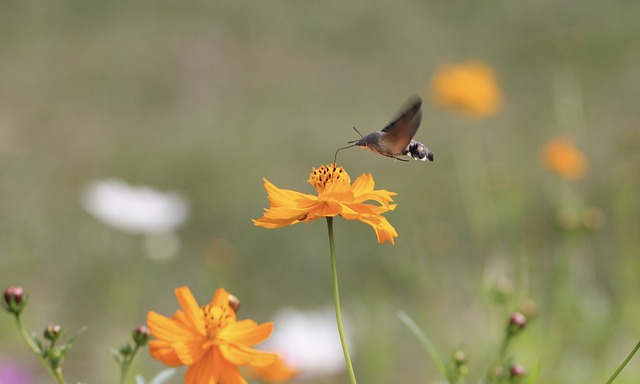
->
349, 97, 434, 162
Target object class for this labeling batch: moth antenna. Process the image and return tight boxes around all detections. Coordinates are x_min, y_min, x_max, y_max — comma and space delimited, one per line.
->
333, 143, 357, 164
347, 127, 365, 144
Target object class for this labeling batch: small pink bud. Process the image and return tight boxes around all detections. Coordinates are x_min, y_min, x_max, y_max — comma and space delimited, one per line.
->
133, 325, 151, 346
507, 312, 527, 335
44, 324, 62, 341
510, 364, 526, 377
3, 286, 27, 315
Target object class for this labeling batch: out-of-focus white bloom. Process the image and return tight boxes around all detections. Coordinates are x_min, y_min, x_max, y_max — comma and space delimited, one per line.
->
135, 368, 177, 384
82, 179, 189, 235
262, 307, 350, 378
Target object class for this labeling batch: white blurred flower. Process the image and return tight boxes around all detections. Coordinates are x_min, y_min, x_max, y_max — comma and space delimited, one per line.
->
82, 178, 189, 235
262, 307, 351, 379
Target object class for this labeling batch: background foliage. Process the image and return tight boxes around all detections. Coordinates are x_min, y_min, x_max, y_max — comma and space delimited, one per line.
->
1, 1, 640, 383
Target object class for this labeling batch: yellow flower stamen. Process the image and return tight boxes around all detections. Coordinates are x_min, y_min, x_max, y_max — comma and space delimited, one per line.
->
202, 303, 234, 339
308, 164, 349, 191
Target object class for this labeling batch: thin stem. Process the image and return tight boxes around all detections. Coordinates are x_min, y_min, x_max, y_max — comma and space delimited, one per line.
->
604, 339, 640, 384
14, 314, 66, 384
451, 128, 504, 253
397, 311, 448, 380
487, 335, 511, 384
326, 217, 357, 384
119, 344, 140, 384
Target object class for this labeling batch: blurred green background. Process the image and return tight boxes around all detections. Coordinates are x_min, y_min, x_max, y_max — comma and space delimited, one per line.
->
2, 1, 640, 383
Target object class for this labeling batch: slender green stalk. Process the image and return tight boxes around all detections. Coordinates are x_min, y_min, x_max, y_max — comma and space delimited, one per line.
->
397, 311, 448, 380
326, 217, 357, 384
451, 129, 504, 252
604, 339, 640, 384
119, 344, 140, 384
485, 335, 510, 384
13, 314, 66, 384
482, 324, 517, 384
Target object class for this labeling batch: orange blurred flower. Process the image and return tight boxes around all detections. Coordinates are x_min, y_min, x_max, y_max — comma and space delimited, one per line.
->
253, 164, 398, 245
431, 61, 503, 118
251, 355, 299, 382
147, 286, 276, 384
541, 137, 588, 179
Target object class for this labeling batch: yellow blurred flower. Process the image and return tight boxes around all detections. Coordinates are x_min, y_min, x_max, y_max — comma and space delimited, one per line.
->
431, 61, 503, 118
253, 163, 398, 245
541, 137, 588, 180
147, 286, 277, 384
251, 355, 299, 382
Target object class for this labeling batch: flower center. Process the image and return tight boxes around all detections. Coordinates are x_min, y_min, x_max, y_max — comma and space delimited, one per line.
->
202, 303, 235, 340
308, 164, 349, 191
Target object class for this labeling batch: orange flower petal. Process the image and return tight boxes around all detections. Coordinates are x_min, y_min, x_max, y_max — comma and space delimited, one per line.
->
357, 215, 398, 245
211, 287, 230, 307
147, 311, 197, 342
221, 321, 274, 346
171, 339, 209, 366
352, 174, 397, 207
184, 349, 220, 384
350, 173, 375, 194
218, 342, 277, 367
305, 201, 342, 222
251, 355, 299, 382
175, 286, 206, 336
148, 340, 182, 367
340, 202, 395, 218
263, 179, 318, 208
254, 206, 310, 228
214, 348, 248, 384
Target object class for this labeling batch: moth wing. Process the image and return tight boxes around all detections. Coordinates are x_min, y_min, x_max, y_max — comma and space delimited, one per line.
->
380, 97, 423, 156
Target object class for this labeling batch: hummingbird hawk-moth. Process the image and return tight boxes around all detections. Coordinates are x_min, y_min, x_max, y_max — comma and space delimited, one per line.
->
336, 96, 434, 163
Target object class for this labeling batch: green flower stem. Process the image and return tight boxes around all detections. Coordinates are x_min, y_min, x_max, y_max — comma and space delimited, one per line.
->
326, 217, 357, 384
397, 311, 448, 380
485, 332, 511, 384
604, 339, 640, 384
13, 314, 66, 384
119, 344, 140, 384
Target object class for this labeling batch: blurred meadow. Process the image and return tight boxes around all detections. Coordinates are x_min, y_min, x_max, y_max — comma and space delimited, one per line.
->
2, 0, 640, 383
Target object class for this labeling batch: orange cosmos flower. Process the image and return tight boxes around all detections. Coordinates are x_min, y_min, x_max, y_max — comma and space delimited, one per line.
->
431, 60, 503, 118
253, 164, 398, 245
147, 286, 277, 384
541, 137, 588, 180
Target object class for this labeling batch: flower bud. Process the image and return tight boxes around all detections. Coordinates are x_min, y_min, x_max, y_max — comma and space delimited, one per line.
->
132, 325, 151, 346
451, 350, 469, 377
44, 324, 62, 342
453, 350, 466, 365
507, 312, 527, 336
228, 294, 240, 314
3, 286, 27, 315
119, 342, 133, 356
510, 363, 526, 377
